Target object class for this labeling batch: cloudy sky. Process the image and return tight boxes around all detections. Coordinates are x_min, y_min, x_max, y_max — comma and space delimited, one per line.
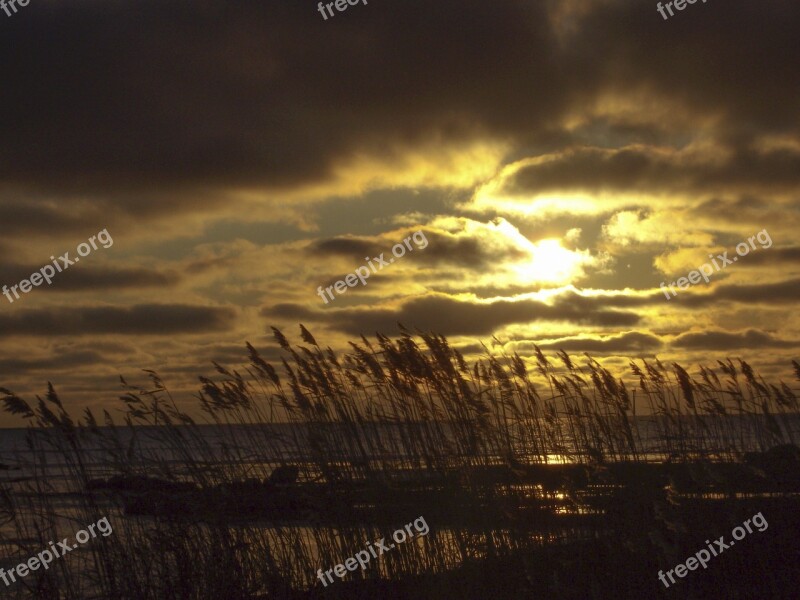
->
0, 0, 798, 425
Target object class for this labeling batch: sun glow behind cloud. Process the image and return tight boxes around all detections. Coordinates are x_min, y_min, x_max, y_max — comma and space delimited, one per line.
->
512, 238, 597, 285
518, 239, 585, 283
491, 219, 598, 286
466, 177, 649, 220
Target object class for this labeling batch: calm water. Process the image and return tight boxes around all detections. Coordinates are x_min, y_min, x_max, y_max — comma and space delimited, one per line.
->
1, 417, 798, 583
1, 415, 797, 489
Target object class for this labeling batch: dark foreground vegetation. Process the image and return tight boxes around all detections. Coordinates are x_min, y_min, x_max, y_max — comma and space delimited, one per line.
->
1, 326, 799, 599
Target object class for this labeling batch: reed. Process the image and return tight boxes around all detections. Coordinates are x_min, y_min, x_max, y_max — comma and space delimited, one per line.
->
0, 326, 797, 599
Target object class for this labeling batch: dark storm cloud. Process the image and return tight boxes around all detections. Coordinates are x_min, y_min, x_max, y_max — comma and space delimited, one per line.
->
184, 254, 244, 275
308, 229, 525, 269
738, 247, 800, 267
693, 196, 769, 214
564, 279, 800, 310
714, 278, 800, 305
0, 0, 794, 235
0, 351, 106, 376
556, 289, 654, 309
271, 276, 800, 335
263, 303, 317, 321
571, 0, 800, 133
0, 199, 103, 238
678, 278, 800, 307
0, 0, 562, 204
263, 293, 640, 336
673, 329, 795, 350
502, 145, 800, 196
307, 238, 380, 258
266, 276, 800, 337
313, 274, 396, 292
433, 282, 552, 298
535, 331, 662, 353
411, 231, 527, 267
567, 278, 800, 311
687, 195, 798, 227
0, 262, 178, 291
0, 304, 236, 336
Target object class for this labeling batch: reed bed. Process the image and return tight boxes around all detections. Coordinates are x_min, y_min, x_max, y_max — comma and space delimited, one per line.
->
0, 325, 798, 599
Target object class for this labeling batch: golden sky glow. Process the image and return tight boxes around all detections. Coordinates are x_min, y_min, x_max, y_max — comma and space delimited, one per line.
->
0, 0, 798, 425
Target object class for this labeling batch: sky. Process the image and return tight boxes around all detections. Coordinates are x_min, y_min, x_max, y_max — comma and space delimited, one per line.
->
0, 0, 798, 426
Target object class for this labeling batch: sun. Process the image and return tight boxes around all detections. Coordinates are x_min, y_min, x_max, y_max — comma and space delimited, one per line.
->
488, 219, 590, 286
516, 238, 584, 284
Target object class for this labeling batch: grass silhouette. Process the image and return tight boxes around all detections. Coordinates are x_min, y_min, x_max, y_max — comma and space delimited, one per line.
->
0, 325, 798, 599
